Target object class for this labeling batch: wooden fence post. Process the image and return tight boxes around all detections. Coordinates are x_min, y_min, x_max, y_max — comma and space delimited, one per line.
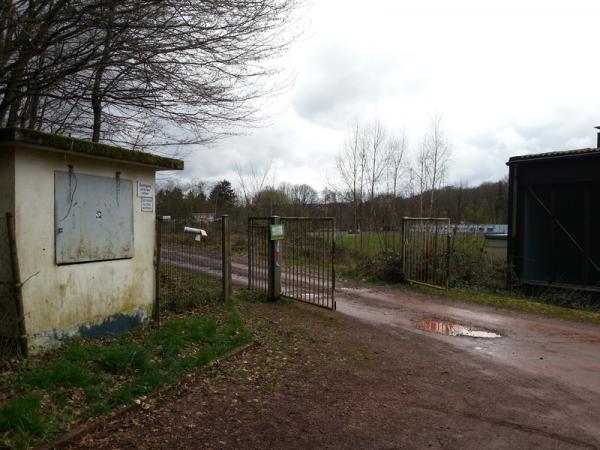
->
6, 213, 28, 357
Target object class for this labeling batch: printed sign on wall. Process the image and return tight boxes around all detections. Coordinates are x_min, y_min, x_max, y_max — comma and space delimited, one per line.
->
137, 181, 152, 197
141, 196, 154, 212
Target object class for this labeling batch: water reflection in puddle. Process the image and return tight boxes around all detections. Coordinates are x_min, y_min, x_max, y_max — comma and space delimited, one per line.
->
417, 319, 501, 338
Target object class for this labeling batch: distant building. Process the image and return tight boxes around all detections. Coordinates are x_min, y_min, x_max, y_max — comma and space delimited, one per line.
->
453, 224, 508, 234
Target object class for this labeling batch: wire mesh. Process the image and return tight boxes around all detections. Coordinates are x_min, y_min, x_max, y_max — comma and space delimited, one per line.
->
158, 217, 224, 311
0, 215, 19, 357
402, 218, 450, 290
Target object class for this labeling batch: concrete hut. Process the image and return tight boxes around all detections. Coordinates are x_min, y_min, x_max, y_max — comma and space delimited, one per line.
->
0, 128, 183, 354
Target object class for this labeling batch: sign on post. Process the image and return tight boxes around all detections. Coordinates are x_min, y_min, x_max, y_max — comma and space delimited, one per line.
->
270, 224, 285, 240
268, 217, 282, 300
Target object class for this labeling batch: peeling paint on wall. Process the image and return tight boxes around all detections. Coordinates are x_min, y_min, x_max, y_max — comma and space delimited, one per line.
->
79, 309, 146, 339
28, 308, 149, 354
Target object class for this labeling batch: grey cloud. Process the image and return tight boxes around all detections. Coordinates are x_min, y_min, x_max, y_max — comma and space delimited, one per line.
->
452, 112, 599, 186
292, 44, 423, 128
469, 113, 597, 159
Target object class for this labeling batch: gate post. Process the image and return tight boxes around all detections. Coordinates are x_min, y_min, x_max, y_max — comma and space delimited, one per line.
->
268, 216, 282, 300
221, 215, 232, 302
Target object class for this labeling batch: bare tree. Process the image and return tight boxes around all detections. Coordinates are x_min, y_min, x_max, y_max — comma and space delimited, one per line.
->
336, 121, 366, 231
411, 115, 451, 216
235, 161, 275, 211
386, 133, 408, 197
412, 140, 428, 217
280, 183, 318, 206
423, 115, 451, 216
1, 0, 304, 147
363, 120, 387, 202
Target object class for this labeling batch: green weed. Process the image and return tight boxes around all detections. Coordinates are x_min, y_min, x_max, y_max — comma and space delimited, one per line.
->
0, 395, 45, 436
97, 343, 150, 374
21, 360, 100, 389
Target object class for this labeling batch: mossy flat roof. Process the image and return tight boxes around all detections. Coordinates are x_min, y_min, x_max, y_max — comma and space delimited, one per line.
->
0, 128, 183, 170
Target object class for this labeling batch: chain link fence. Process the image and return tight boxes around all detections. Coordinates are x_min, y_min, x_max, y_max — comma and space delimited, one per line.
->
156, 216, 230, 318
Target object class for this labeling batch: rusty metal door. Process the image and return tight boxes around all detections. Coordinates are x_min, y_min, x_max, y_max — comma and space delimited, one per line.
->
247, 217, 336, 310
402, 217, 451, 290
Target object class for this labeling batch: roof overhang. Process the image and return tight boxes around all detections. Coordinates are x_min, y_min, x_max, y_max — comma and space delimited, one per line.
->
0, 128, 184, 171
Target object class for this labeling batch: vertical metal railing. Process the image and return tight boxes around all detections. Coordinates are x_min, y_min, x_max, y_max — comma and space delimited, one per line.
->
402, 217, 451, 290
248, 217, 270, 295
280, 217, 336, 310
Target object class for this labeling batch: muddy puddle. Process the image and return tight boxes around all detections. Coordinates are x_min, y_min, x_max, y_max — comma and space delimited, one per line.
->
417, 319, 501, 339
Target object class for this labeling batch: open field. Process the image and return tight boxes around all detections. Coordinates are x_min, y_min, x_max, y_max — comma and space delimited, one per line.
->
336, 231, 403, 256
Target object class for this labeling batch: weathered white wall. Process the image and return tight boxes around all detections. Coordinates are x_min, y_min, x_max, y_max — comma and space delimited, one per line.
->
13, 144, 157, 352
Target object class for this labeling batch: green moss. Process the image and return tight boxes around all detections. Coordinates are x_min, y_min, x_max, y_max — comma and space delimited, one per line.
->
0, 128, 183, 170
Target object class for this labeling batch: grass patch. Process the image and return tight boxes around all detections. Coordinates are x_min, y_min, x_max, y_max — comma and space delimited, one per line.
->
159, 269, 223, 310
236, 288, 271, 303
0, 395, 45, 436
337, 264, 384, 284
337, 232, 401, 257
0, 278, 253, 449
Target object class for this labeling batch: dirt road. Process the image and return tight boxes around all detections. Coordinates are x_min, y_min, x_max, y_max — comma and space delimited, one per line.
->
166, 250, 600, 396
98, 250, 600, 448
337, 282, 600, 396
68, 295, 600, 449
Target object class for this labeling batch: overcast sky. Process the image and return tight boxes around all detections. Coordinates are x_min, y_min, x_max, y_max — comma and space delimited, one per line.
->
172, 0, 600, 193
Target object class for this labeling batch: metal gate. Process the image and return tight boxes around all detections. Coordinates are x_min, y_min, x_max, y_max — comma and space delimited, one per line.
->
247, 217, 270, 295
402, 217, 450, 290
248, 217, 336, 310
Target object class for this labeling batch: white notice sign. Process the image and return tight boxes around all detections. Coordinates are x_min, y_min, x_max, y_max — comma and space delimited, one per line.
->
141, 197, 153, 212
137, 181, 152, 197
